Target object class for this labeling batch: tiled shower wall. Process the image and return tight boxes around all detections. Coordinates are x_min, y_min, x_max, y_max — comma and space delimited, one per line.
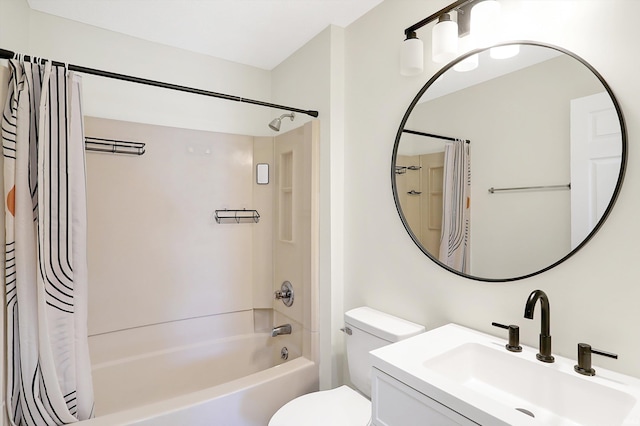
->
85, 117, 273, 341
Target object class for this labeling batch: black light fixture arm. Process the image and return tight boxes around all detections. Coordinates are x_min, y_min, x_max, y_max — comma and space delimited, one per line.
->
404, 0, 476, 38
0, 48, 319, 118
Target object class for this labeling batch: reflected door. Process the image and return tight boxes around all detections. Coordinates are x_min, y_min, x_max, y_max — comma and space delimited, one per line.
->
396, 155, 422, 237
420, 153, 444, 255
395, 153, 444, 255
570, 92, 622, 249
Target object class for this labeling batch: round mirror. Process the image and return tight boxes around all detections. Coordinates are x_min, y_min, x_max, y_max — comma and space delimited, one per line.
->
392, 41, 627, 282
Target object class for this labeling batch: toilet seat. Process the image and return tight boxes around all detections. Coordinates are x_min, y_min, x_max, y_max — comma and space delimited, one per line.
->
268, 385, 371, 426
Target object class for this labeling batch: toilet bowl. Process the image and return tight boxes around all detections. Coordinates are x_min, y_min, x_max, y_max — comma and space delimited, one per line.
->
269, 307, 425, 426
268, 385, 371, 426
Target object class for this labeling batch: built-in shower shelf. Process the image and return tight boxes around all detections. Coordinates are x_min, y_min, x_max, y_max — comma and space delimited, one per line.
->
215, 209, 260, 224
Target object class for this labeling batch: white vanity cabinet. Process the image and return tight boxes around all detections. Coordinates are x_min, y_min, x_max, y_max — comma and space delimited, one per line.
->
369, 324, 640, 426
371, 368, 479, 426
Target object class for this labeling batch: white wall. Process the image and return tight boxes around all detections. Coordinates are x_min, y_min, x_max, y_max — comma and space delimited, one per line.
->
84, 117, 262, 335
344, 0, 640, 378
25, 7, 272, 137
0, 0, 29, 52
271, 26, 345, 389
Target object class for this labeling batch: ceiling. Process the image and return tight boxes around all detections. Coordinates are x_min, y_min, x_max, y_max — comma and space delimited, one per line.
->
26, 0, 383, 70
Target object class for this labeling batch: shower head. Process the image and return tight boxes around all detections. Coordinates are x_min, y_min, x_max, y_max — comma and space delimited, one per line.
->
268, 112, 295, 132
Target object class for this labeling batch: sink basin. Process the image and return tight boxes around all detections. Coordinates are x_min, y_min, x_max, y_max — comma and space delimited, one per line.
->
370, 324, 640, 426
425, 342, 635, 425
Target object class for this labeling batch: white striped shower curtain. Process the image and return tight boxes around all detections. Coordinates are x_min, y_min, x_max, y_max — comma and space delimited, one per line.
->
2, 58, 94, 424
439, 140, 470, 273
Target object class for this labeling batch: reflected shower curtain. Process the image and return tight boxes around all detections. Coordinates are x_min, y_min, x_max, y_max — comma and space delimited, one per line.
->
2, 58, 94, 424
439, 140, 470, 273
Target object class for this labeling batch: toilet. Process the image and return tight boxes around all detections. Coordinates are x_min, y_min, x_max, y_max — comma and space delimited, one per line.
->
269, 307, 425, 426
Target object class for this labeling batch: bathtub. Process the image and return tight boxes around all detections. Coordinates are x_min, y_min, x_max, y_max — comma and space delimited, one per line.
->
81, 331, 318, 425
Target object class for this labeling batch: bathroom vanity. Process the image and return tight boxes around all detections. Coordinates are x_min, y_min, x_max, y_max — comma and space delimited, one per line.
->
370, 324, 640, 426
371, 367, 481, 425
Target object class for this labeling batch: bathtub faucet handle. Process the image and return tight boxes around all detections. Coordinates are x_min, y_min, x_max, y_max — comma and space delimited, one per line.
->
274, 281, 294, 307
274, 289, 291, 299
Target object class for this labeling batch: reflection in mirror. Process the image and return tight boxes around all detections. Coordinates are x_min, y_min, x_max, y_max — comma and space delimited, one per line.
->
393, 42, 626, 281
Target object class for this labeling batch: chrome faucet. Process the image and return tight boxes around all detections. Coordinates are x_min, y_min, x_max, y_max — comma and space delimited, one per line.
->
524, 289, 554, 363
271, 324, 292, 337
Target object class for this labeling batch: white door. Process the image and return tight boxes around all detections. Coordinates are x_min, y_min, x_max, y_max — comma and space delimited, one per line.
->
570, 92, 622, 249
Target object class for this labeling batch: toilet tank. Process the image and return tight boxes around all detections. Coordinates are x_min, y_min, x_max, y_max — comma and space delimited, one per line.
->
344, 307, 424, 398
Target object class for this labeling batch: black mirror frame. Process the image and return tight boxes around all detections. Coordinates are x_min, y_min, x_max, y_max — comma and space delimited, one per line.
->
391, 41, 628, 282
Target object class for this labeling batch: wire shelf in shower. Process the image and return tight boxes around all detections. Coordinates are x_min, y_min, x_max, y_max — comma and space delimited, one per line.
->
215, 209, 260, 224
85, 136, 146, 155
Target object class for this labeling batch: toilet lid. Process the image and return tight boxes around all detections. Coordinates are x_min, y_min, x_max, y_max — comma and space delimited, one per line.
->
269, 385, 371, 426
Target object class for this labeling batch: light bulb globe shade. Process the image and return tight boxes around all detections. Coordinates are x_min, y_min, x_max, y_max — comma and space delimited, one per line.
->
432, 15, 458, 64
490, 44, 520, 59
454, 54, 478, 72
471, 0, 501, 48
400, 36, 424, 76
454, 35, 478, 72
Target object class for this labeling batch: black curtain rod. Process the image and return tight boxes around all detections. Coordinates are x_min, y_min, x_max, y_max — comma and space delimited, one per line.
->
403, 129, 470, 144
0, 48, 319, 118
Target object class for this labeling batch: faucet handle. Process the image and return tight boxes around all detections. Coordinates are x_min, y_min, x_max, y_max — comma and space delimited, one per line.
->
574, 343, 618, 376
492, 322, 522, 353
274, 281, 294, 307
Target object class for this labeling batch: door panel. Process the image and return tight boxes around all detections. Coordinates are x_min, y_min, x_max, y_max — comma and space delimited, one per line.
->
420, 152, 444, 255
570, 92, 622, 249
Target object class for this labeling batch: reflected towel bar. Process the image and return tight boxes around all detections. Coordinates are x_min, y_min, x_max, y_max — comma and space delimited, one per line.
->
403, 129, 470, 144
488, 183, 571, 194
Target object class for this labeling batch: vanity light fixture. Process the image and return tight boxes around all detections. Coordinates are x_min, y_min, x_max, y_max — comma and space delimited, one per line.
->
453, 35, 478, 72
470, 0, 501, 48
490, 44, 520, 59
401, 0, 511, 75
400, 31, 424, 76
432, 13, 458, 63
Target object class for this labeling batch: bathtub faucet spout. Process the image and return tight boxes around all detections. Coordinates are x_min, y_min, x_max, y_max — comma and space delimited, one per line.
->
271, 324, 292, 337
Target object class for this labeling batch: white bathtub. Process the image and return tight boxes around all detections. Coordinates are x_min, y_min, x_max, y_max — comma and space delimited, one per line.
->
81, 331, 318, 425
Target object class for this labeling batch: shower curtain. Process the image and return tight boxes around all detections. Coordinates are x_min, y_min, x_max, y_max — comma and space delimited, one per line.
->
439, 140, 470, 273
2, 58, 94, 424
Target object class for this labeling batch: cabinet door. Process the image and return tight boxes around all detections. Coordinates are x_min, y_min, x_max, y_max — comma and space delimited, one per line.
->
371, 369, 479, 426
